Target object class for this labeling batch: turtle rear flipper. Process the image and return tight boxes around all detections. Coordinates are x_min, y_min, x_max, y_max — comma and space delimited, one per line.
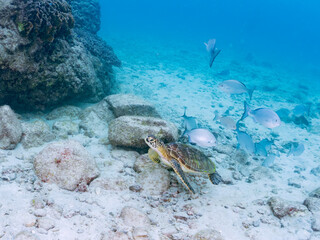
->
170, 159, 195, 194
208, 172, 222, 185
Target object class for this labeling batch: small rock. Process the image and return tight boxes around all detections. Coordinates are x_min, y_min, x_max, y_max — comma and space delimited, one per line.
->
304, 197, 320, 213
129, 185, 142, 192
34, 209, 46, 217
288, 177, 302, 188
46, 106, 81, 120
310, 232, 320, 240
192, 229, 224, 240
311, 166, 320, 177
268, 197, 308, 218
108, 116, 178, 149
103, 231, 130, 240
136, 154, 171, 195
90, 176, 129, 191
0, 105, 22, 150
80, 99, 114, 123
310, 187, 320, 199
33, 140, 100, 191
312, 213, 320, 231
36, 217, 55, 231
249, 166, 275, 181
52, 120, 79, 138
14, 231, 39, 240
22, 214, 37, 227
106, 94, 160, 118
132, 227, 149, 240
21, 120, 55, 149
79, 111, 108, 138
120, 206, 151, 228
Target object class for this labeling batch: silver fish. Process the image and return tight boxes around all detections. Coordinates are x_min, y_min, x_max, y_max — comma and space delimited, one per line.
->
241, 101, 281, 128
262, 153, 277, 167
204, 39, 221, 68
181, 107, 197, 135
287, 143, 305, 157
214, 111, 236, 130
186, 128, 216, 147
236, 123, 255, 154
218, 80, 254, 100
255, 139, 273, 157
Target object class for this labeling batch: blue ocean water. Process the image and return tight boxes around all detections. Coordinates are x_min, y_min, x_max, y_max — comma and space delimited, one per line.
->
100, 0, 320, 84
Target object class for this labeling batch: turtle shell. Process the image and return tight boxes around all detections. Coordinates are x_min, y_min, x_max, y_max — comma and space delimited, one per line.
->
166, 143, 216, 174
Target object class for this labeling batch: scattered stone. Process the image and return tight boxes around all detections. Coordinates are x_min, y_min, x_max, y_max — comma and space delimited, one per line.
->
132, 227, 149, 240
312, 213, 320, 231
311, 166, 320, 177
192, 229, 224, 240
106, 94, 160, 118
21, 120, 55, 149
288, 177, 302, 188
310, 232, 320, 240
34, 209, 46, 217
310, 188, 320, 199
0, 105, 22, 150
90, 176, 129, 191
268, 197, 308, 218
22, 214, 37, 227
80, 99, 114, 123
46, 106, 81, 120
109, 116, 178, 149
103, 231, 130, 240
304, 197, 320, 213
129, 185, 142, 193
120, 206, 151, 228
110, 149, 140, 165
34, 140, 100, 191
52, 120, 79, 138
36, 217, 55, 231
14, 231, 39, 240
79, 111, 108, 138
136, 154, 171, 195
248, 166, 275, 181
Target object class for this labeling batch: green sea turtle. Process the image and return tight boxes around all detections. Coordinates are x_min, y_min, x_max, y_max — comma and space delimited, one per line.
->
144, 135, 222, 194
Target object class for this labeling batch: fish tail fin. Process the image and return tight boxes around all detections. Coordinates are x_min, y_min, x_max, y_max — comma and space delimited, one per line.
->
248, 87, 255, 100
182, 107, 187, 117
209, 48, 221, 68
213, 110, 219, 121
287, 145, 293, 157
235, 120, 241, 132
240, 101, 251, 121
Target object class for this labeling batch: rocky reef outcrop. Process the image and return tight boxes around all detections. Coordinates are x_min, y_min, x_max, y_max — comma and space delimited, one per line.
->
0, 0, 120, 110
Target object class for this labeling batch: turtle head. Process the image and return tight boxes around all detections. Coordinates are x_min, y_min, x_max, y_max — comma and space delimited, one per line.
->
145, 135, 169, 160
145, 135, 163, 149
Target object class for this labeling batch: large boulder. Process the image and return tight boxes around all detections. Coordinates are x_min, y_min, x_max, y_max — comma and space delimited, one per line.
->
46, 106, 82, 120
0, 105, 22, 150
108, 116, 179, 149
106, 94, 160, 118
21, 120, 55, 149
0, 0, 120, 110
34, 140, 99, 191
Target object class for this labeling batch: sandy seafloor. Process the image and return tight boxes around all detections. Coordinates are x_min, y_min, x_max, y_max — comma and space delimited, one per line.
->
1, 33, 320, 240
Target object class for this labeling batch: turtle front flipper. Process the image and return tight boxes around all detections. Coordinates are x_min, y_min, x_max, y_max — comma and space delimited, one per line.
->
169, 158, 195, 194
148, 148, 161, 164
208, 172, 222, 185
